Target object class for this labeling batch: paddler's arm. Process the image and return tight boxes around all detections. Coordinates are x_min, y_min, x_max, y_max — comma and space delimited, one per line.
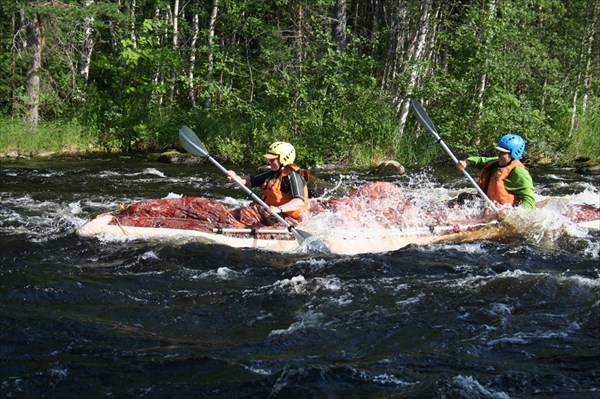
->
226, 170, 251, 187
268, 198, 305, 215
457, 156, 498, 171
504, 166, 536, 209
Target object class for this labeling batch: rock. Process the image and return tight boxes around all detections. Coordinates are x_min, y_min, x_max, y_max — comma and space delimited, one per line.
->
37, 151, 57, 157
2, 150, 26, 159
575, 158, 600, 175
307, 174, 340, 198
374, 160, 405, 174
156, 151, 205, 165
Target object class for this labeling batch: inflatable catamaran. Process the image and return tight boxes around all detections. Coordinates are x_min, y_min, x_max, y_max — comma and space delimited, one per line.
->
76, 182, 599, 255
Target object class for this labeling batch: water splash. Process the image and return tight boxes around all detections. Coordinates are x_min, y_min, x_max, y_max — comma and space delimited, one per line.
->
448, 375, 510, 399
299, 181, 598, 255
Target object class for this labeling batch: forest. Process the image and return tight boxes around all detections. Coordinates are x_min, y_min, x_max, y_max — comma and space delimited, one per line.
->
0, 0, 597, 166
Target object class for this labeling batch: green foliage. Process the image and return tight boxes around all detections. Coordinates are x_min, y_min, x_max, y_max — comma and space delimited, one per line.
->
1, 0, 597, 166
420, 0, 598, 165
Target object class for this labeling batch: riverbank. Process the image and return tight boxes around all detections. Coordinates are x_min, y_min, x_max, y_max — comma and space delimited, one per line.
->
2, 148, 598, 176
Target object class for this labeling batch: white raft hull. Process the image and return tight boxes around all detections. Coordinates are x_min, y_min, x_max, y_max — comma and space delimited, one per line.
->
76, 214, 508, 255
76, 215, 300, 252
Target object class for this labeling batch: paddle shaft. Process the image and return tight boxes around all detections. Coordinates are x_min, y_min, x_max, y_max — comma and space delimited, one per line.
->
411, 100, 500, 212
179, 129, 309, 243
213, 227, 291, 235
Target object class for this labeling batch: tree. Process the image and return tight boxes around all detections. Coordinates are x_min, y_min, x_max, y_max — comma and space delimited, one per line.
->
332, 0, 346, 52
22, 1, 43, 127
204, 0, 218, 108
78, 0, 95, 87
397, 0, 432, 135
0, 0, 597, 162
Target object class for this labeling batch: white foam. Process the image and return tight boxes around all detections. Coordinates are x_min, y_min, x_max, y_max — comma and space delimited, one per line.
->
242, 364, 272, 376
358, 370, 413, 387
141, 167, 166, 177
272, 275, 308, 294
140, 251, 159, 260
490, 303, 513, 315
395, 294, 423, 307
451, 375, 510, 399
99, 168, 166, 178
314, 277, 342, 292
219, 196, 252, 208
68, 201, 83, 215
216, 267, 239, 279
268, 310, 324, 336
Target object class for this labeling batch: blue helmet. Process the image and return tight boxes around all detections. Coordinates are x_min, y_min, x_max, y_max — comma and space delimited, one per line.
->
495, 134, 525, 160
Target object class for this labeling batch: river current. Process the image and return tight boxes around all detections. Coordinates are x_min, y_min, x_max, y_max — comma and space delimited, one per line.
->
1, 155, 599, 398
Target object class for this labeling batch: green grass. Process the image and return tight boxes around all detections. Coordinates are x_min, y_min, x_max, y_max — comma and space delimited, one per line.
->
567, 105, 600, 161
1, 109, 597, 167
0, 118, 99, 156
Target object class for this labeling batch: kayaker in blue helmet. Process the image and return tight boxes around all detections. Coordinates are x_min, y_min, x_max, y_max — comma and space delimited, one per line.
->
454, 134, 535, 209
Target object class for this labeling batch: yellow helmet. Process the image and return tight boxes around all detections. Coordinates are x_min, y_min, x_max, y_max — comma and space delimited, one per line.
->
263, 141, 296, 166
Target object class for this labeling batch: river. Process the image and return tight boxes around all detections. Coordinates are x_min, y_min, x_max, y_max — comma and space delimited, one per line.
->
1, 155, 599, 398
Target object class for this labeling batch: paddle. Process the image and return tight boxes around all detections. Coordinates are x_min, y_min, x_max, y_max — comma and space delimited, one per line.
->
213, 227, 291, 235
178, 125, 329, 253
410, 100, 500, 212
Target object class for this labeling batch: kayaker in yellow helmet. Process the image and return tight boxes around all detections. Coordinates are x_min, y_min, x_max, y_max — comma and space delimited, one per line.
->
227, 141, 309, 226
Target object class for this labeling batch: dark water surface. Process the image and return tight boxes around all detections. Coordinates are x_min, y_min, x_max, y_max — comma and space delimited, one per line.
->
1, 155, 599, 398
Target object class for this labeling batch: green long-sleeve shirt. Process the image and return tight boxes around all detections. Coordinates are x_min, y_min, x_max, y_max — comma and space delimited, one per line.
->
466, 156, 536, 209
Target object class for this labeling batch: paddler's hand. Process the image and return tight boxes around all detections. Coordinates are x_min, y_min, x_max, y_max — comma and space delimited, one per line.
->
484, 207, 509, 220
227, 170, 245, 185
456, 160, 470, 172
496, 209, 509, 220
268, 205, 283, 215
226, 170, 237, 181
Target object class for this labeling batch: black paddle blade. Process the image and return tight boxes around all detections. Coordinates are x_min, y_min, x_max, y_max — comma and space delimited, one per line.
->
179, 125, 209, 158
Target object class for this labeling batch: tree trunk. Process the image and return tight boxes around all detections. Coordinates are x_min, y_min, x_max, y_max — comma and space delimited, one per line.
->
569, 79, 579, 136
581, 6, 596, 114
168, 0, 179, 113
108, 0, 122, 51
370, 0, 380, 41
12, 7, 27, 117
204, 0, 219, 108
153, 5, 165, 106
130, 0, 137, 48
332, 0, 347, 52
381, 2, 407, 94
475, 0, 496, 112
426, 3, 443, 71
295, 1, 305, 76
25, 8, 43, 127
398, 0, 431, 135
78, 0, 95, 87
570, 3, 596, 135
188, 11, 199, 109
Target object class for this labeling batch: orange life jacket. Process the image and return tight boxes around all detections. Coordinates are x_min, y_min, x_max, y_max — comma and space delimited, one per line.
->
261, 165, 309, 220
478, 159, 526, 206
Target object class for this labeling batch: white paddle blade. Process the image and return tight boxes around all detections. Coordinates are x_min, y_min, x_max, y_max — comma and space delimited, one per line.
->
179, 125, 209, 158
